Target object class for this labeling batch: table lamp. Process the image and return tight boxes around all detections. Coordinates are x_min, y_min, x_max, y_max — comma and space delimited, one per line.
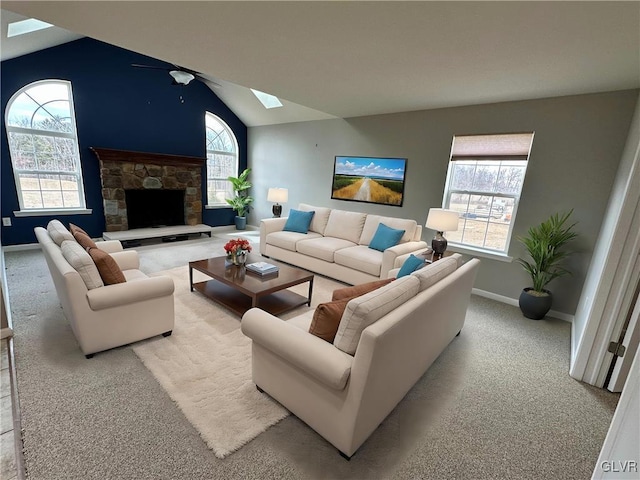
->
267, 188, 288, 217
425, 208, 459, 260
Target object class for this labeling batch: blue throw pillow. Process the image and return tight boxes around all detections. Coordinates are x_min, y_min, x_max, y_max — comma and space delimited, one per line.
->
397, 254, 425, 278
369, 223, 405, 252
283, 209, 315, 234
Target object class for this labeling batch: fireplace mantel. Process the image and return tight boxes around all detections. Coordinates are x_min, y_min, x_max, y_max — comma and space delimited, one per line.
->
90, 147, 205, 167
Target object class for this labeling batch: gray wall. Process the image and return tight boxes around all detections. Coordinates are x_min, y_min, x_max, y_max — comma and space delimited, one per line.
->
248, 90, 639, 316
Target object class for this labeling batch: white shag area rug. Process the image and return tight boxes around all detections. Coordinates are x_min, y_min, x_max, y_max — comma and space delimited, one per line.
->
133, 265, 338, 458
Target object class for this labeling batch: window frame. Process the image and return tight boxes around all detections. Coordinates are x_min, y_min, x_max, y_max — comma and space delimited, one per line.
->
441, 132, 534, 258
204, 112, 239, 208
5, 79, 89, 216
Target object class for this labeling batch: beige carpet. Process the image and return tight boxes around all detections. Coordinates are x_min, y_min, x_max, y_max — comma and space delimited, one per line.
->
132, 265, 342, 458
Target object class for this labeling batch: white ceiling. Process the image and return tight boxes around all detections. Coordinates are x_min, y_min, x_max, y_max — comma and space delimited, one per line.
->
2, 2, 639, 127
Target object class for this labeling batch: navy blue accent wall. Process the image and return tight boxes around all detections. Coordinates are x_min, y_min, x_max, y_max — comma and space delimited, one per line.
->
1, 38, 246, 245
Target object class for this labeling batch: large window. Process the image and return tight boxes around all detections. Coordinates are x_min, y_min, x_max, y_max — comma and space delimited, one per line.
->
5, 80, 87, 213
205, 112, 238, 206
443, 132, 534, 255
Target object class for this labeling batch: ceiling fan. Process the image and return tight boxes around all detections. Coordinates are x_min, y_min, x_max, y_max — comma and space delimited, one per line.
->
131, 63, 221, 88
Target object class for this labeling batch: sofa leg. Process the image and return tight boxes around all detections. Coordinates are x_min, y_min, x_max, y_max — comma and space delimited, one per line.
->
256, 385, 265, 393
162, 330, 173, 337
85, 353, 94, 359
339, 450, 352, 461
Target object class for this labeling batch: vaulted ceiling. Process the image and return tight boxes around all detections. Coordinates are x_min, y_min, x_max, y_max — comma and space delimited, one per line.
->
2, 1, 639, 126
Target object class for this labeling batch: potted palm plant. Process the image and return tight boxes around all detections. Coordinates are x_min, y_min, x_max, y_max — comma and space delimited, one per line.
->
226, 168, 254, 230
517, 210, 578, 320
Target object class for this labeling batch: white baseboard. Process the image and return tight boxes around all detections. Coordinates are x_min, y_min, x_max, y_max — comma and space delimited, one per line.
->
2, 243, 40, 252
472, 288, 574, 323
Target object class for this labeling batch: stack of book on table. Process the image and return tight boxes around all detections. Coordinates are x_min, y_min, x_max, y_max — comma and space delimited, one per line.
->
246, 261, 279, 276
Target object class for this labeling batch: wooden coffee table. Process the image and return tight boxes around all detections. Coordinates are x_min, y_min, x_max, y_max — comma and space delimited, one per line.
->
189, 254, 314, 317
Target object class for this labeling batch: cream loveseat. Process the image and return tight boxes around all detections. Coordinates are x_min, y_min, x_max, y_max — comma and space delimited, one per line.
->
260, 203, 430, 285
242, 254, 480, 459
35, 221, 175, 358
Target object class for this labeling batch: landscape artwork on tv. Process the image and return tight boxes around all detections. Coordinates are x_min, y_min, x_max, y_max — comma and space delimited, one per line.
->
331, 156, 407, 206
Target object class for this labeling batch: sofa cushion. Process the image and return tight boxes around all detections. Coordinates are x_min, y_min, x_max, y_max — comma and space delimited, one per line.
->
334, 245, 383, 277
73, 231, 97, 251
397, 254, 426, 278
332, 277, 395, 301
88, 248, 126, 285
68, 223, 88, 236
60, 240, 104, 290
323, 210, 367, 244
267, 231, 322, 252
359, 215, 418, 245
298, 203, 332, 235
296, 237, 357, 263
47, 220, 74, 246
284, 209, 315, 234
368, 223, 405, 252
334, 275, 420, 354
309, 297, 353, 343
411, 256, 458, 291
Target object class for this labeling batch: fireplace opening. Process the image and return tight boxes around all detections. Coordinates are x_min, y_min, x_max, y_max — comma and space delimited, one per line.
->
125, 189, 186, 229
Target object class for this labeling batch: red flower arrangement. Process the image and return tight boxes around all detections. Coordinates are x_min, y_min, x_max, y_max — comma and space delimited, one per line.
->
224, 238, 252, 255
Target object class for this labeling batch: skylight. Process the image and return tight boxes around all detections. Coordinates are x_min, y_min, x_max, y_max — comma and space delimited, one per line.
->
250, 89, 283, 109
7, 18, 53, 38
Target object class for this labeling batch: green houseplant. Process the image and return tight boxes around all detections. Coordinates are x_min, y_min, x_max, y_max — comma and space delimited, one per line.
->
226, 168, 254, 230
516, 210, 578, 319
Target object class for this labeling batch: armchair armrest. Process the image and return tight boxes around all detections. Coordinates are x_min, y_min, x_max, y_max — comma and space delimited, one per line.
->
110, 250, 140, 271
260, 217, 288, 254
241, 308, 353, 390
381, 240, 429, 277
86, 276, 174, 311
96, 240, 124, 253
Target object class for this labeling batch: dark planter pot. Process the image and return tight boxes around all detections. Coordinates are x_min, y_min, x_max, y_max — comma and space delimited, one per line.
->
519, 288, 553, 320
234, 216, 247, 230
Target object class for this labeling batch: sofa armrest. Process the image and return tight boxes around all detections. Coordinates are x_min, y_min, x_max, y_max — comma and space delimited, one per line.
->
260, 217, 288, 254
381, 241, 429, 277
110, 250, 140, 270
86, 276, 174, 311
96, 240, 124, 253
241, 308, 353, 390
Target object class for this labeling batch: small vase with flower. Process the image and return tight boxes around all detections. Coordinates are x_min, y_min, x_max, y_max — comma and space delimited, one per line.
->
224, 238, 252, 266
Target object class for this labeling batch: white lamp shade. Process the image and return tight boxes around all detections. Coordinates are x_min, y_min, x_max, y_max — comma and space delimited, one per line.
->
267, 188, 288, 203
426, 208, 459, 232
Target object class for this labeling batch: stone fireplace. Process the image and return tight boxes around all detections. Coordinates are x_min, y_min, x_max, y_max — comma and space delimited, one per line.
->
91, 148, 205, 232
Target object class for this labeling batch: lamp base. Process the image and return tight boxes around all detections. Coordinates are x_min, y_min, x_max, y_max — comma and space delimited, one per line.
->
431, 232, 447, 261
272, 204, 282, 218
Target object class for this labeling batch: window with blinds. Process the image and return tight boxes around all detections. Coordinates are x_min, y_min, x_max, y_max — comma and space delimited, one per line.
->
442, 132, 534, 254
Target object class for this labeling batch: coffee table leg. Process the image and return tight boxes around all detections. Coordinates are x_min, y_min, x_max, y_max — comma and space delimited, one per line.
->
307, 278, 314, 306
189, 266, 194, 292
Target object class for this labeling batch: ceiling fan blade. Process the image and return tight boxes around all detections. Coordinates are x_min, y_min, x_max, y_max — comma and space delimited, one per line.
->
131, 63, 170, 71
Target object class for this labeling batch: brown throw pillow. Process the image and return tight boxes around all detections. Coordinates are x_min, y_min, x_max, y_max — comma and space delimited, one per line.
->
74, 231, 97, 251
88, 248, 126, 285
309, 297, 354, 343
69, 223, 88, 236
331, 278, 395, 302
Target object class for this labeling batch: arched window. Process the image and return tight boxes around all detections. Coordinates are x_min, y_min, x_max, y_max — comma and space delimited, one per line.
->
5, 80, 87, 213
205, 112, 239, 206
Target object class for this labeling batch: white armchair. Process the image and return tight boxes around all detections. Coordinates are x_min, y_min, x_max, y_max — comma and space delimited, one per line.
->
35, 226, 175, 358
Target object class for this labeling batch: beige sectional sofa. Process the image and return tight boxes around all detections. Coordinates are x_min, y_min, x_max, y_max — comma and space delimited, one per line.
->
260, 203, 430, 285
35, 220, 175, 358
242, 253, 480, 459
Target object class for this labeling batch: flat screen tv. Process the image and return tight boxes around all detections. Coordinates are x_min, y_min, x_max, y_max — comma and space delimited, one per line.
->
331, 156, 407, 207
